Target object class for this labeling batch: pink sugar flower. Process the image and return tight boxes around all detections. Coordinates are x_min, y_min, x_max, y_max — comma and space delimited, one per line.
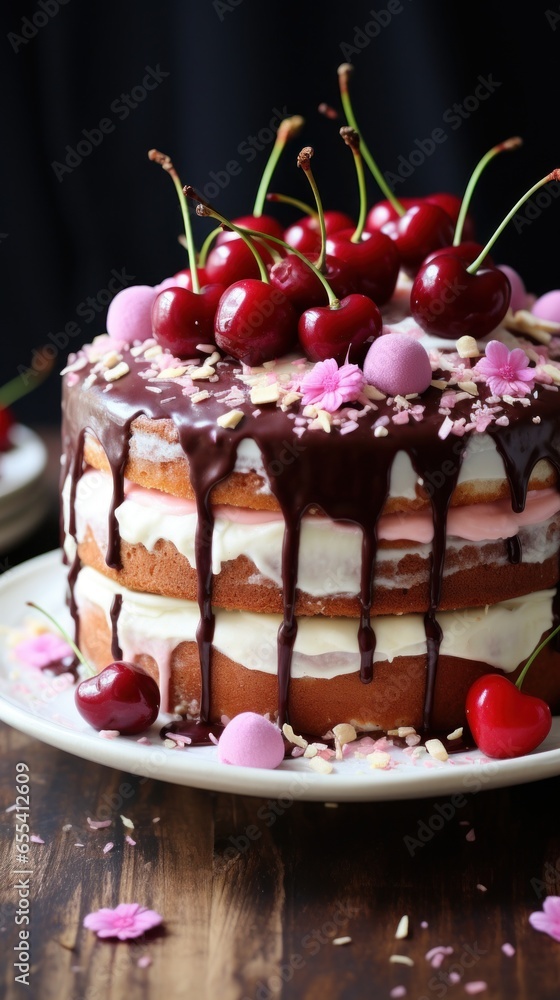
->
299, 359, 365, 413
473, 340, 534, 397
13, 632, 73, 669
83, 903, 163, 941
529, 895, 560, 941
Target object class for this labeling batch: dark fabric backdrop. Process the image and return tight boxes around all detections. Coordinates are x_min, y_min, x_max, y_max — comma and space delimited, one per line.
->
1, 0, 559, 424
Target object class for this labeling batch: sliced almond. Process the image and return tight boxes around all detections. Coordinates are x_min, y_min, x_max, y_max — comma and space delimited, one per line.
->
316, 409, 332, 433
282, 723, 308, 749
425, 738, 449, 762
447, 727, 463, 741
456, 335, 480, 358
144, 345, 163, 359
216, 409, 244, 429
156, 366, 188, 380
457, 380, 478, 396
250, 383, 281, 405
103, 362, 129, 382
309, 756, 333, 774
362, 384, 386, 400
395, 915, 409, 940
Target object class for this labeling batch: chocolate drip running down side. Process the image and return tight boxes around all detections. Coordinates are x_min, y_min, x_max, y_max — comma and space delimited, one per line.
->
61, 345, 560, 733
110, 594, 123, 660
488, 409, 560, 651
506, 535, 522, 564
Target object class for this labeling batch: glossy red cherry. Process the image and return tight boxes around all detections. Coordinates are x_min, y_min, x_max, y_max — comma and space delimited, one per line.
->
0, 406, 14, 452
298, 293, 382, 365
465, 674, 551, 759
421, 241, 493, 269
381, 202, 455, 276
410, 255, 510, 340
326, 229, 400, 305
215, 214, 284, 247
214, 279, 297, 366
205, 239, 274, 286
269, 253, 356, 312
75, 660, 161, 736
152, 284, 224, 356
366, 194, 475, 241
284, 210, 355, 255
172, 267, 210, 290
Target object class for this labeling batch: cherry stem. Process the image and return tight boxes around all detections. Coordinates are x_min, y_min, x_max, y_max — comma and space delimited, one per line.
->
338, 63, 405, 217
340, 127, 367, 243
467, 169, 560, 274
185, 190, 270, 283
0, 355, 54, 409
454, 137, 523, 245
515, 621, 560, 690
148, 149, 200, 294
266, 192, 318, 218
26, 601, 94, 676
239, 225, 339, 308
297, 147, 327, 271
253, 115, 305, 217
197, 225, 223, 267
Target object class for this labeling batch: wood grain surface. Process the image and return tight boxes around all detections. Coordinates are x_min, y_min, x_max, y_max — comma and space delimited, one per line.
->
1, 430, 560, 999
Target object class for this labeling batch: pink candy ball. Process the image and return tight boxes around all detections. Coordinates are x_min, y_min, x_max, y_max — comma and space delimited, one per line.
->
153, 277, 182, 293
217, 712, 285, 769
363, 332, 432, 396
532, 289, 560, 324
497, 265, 528, 313
106, 285, 158, 344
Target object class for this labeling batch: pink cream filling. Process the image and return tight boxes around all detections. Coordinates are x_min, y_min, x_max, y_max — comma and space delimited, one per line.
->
122, 478, 560, 544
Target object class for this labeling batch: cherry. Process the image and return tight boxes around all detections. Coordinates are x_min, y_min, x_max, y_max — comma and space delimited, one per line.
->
190, 198, 298, 365
381, 202, 455, 276
214, 278, 297, 365
270, 253, 355, 312
152, 284, 224, 357
299, 293, 382, 365
422, 241, 492, 269
337, 64, 479, 250
76, 661, 161, 736
464, 622, 558, 759
411, 256, 510, 340
465, 675, 551, 759
0, 406, 14, 452
172, 266, 210, 290
26, 602, 160, 736
366, 194, 474, 240
269, 146, 356, 310
205, 238, 274, 285
325, 229, 399, 305
215, 213, 284, 247
272, 193, 354, 254
411, 168, 560, 339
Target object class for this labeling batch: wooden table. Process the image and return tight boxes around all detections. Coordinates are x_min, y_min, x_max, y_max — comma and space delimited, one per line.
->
1, 430, 560, 999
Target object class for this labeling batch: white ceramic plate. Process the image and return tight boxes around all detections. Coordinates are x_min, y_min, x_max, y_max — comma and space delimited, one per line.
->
1, 550, 560, 802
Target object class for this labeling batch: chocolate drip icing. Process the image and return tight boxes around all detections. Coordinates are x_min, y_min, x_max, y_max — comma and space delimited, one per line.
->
110, 594, 123, 660
176, 423, 239, 721
506, 535, 522, 564
60, 342, 560, 735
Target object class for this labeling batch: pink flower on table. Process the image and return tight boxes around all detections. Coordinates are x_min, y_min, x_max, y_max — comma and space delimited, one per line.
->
13, 632, 73, 669
529, 895, 560, 941
473, 340, 534, 397
299, 359, 365, 413
83, 903, 163, 940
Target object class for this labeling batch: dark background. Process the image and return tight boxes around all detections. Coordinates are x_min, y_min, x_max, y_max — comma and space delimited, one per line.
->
2, 0, 560, 425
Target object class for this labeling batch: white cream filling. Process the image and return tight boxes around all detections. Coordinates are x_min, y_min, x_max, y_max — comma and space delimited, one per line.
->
64, 472, 558, 600
75, 565, 555, 706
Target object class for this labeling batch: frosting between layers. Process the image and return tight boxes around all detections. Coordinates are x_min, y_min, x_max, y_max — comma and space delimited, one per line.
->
64, 471, 560, 598
75, 564, 555, 712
